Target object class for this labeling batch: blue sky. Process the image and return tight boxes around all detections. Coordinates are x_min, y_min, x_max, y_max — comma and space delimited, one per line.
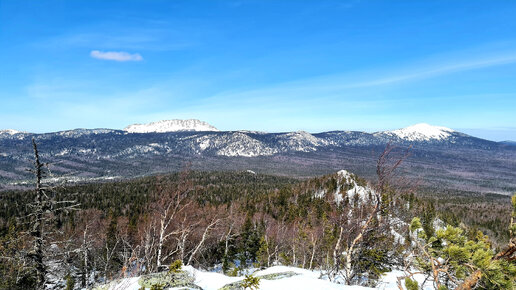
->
1, 0, 516, 140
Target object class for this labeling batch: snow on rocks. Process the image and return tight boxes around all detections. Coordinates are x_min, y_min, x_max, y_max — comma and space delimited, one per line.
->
310, 170, 375, 206
252, 266, 368, 290
335, 170, 374, 205
183, 265, 241, 290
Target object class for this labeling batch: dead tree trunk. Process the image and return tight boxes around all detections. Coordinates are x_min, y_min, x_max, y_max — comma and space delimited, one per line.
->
26, 139, 79, 288
29, 138, 46, 289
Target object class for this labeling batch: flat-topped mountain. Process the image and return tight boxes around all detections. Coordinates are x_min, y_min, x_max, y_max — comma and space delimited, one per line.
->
124, 119, 219, 133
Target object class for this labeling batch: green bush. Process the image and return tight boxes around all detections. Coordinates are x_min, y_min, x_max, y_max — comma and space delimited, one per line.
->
227, 266, 239, 277
168, 259, 183, 274
150, 283, 164, 290
404, 278, 418, 290
241, 274, 260, 290
64, 273, 75, 290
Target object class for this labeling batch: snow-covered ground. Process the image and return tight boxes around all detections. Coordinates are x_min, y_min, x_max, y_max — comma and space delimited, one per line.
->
101, 265, 433, 290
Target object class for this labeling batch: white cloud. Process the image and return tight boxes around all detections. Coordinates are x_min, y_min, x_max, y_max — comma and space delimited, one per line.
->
90, 50, 143, 62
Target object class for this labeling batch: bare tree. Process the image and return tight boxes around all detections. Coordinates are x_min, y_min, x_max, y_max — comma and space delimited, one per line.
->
103, 221, 119, 282
74, 209, 104, 287
186, 213, 221, 266
150, 169, 194, 270
219, 204, 244, 271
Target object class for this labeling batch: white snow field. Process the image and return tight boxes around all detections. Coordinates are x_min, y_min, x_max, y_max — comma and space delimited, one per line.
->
101, 265, 433, 290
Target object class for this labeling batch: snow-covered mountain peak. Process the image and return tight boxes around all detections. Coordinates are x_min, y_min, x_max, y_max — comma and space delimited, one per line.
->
124, 119, 219, 133
384, 123, 455, 141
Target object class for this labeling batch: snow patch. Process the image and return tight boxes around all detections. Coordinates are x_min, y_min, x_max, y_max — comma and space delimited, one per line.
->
55, 149, 71, 156
199, 137, 211, 151
377, 269, 433, 290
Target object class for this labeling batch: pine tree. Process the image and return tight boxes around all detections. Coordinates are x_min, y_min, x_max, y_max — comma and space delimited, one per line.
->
409, 195, 516, 290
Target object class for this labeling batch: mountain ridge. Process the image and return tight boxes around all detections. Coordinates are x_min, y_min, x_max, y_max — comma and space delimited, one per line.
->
1, 120, 514, 195
0, 120, 487, 142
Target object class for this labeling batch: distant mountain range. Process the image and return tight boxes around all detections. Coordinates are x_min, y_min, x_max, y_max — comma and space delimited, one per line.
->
1, 120, 515, 194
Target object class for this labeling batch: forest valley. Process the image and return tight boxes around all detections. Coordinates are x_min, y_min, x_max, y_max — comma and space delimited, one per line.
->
0, 140, 515, 289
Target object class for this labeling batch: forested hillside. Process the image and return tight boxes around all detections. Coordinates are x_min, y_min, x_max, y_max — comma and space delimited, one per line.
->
0, 143, 514, 289
2, 124, 516, 196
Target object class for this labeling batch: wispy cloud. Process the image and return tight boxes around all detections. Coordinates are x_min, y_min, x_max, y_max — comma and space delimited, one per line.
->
37, 26, 201, 52
90, 50, 143, 62
344, 54, 516, 88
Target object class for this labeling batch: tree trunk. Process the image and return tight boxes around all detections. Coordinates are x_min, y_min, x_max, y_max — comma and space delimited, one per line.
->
309, 239, 316, 270
156, 219, 165, 270
31, 139, 46, 289
456, 270, 482, 290
187, 219, 218, 266
331, 226, 344, 281
82, 226, 89, 287
344, 244, 353, 284
292, 244, 296, 266
265, 236, 271, 267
